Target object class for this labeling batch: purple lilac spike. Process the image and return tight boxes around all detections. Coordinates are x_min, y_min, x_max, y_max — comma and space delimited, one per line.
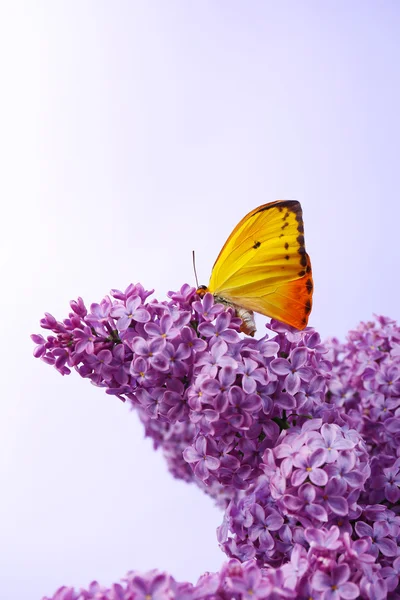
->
32, 287, 400, 599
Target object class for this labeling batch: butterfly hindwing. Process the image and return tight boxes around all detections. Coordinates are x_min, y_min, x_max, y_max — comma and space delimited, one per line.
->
208, 200, 313, 330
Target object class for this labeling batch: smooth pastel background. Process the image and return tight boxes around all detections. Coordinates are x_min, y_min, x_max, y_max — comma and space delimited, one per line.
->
1, 2, 400, 598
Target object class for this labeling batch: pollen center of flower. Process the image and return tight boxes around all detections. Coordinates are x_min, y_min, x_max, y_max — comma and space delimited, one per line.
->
327, 447, 332, 451
128, 313, 133, 318
139, 371, 145, 377
306, 467, 312, 472
331, 585, 338, 591
161, 333, 167, 338
145, 595, 152, 600
247, 589, 254, 596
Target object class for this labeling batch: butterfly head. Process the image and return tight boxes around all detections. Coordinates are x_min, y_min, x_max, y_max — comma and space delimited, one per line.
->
196, 285, 208, 298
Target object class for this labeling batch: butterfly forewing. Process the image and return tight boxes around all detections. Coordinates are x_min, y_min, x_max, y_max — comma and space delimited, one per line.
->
208, 200, 313, 330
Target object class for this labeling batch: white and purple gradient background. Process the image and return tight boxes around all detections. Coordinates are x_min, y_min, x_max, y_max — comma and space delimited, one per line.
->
1, 2, 400, 598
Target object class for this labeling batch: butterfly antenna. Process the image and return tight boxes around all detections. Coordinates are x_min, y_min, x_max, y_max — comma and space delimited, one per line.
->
192, 250, 199, 288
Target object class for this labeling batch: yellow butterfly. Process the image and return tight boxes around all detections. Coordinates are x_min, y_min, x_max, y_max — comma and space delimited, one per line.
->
197, 200, 313, 336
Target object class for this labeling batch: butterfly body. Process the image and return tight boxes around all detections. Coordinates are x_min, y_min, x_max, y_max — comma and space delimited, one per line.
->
197, 200, 313, 334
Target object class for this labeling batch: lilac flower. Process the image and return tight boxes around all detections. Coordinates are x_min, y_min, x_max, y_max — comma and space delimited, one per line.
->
283, 483, 328, 522
130, 337, 169, 372
183, 436, 220, 481
111, 344, 130, 385
145, 313, 180, 341
86, 297, 112, 326
341, 532, 375, 565
86, 349, 113, 379
305, 525, 342, 552
308, 424, 355, 463
281, 544, 308, 590
227, 562, 272, 599
163, 342, 191, 378
74, 326, 96, 354
196, 339, 237, 377
320, 478, 349, 516
292, 448, 328, 487
355, 521, 398, 557
296, 374, 326, 410
228, 386, 262, 417
126, 572, 170, 600
376, 364, 400, 396
198, 312, 240, 344
200, 366, 236, 401
273, 431, 308, 479
179, 325, 207, 356
380, 556, 400, 593
110, 296, 150, 330
130, 357, 156, 387
248, 503, 284, 549
135, 388, 163, 418
192, 292, 224, 321
167, 283, 196, 307
312, 564, 359, 599
160, 380, 188, 422
270, 347, 312, 394
372, 458, 400, 503
237, 358, 267, 393
325, 451, 366, 489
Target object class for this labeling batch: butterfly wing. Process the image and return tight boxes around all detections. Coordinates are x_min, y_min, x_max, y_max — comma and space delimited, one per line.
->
208, 200, 313, 330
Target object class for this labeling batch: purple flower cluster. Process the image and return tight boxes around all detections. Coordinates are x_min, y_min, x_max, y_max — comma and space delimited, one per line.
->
220, 420, 371, 566
33, 286, 400, 599
328, 316, 400, 508
41, 541, 400, 600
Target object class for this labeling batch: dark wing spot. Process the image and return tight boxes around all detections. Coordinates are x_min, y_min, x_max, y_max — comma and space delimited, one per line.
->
298, 246, 306, 255
297, 224, 304, 233
283, 211, 290, 220
298, 270, 306, 277
305, 299, 312, 314
302, 317, 307, 325
306, 279, 313, 294
284, 242, 289, 250
279, 233, 284, 238
306, 264, 311, 273
285, 255, 290, 260
297, 234, 305, 246
281, 222, 289, 230
253, 240, 261, 249
300, 254, 307, 267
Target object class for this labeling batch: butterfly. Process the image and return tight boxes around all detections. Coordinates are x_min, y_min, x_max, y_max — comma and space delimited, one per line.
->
197, 200, 313, 336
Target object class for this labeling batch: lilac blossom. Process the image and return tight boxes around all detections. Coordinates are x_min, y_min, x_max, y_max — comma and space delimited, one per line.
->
270, 347, 312, 394
110, 296, 150, 330
183, 436, 220, 481
32, 287, 400, 599
312, 564, 359, 600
